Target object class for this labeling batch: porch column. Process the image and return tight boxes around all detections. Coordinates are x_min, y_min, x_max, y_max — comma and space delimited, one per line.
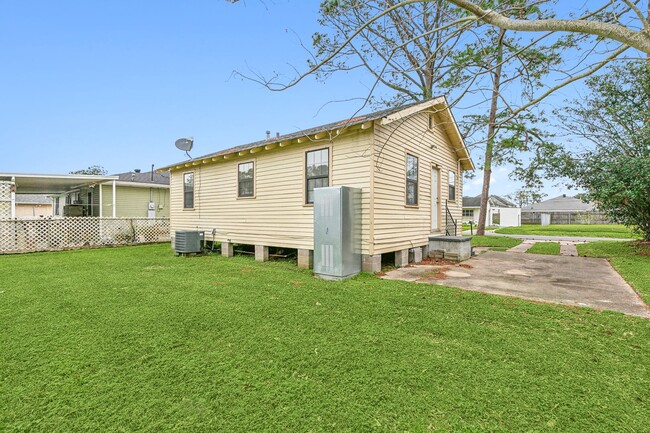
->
98, 184, 103, 241
98, 184, 103, 218
10, 176, 15, 219
112, 180, 116, 217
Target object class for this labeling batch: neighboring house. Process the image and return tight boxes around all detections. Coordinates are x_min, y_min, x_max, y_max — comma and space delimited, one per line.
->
462, 195, 521, 227
0, 171, 169, 219
68, 170, 170, 218
15, 194, 53, 218
159, 97, 474, 272
0, 173, 118, 220
521, 194, 607, 224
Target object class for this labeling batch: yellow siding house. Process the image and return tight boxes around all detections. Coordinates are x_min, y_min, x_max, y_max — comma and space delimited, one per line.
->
68, 170, 170, 218
159, 97, 473, 272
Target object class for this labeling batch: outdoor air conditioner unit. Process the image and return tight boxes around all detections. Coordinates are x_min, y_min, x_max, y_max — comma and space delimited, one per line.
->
174, 230, 204, 254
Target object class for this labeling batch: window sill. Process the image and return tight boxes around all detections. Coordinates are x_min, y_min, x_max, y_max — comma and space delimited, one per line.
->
237, 196, 256, 200
404, 204, 419, 209
183, 208, 195, 211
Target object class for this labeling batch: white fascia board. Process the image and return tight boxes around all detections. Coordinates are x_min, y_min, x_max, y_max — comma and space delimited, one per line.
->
379, 97, 446, 126
102, 181, 169, 189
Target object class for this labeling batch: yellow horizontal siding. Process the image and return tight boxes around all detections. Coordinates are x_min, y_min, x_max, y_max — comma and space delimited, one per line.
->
100, 185, 170, 218
168, 108, 467, 257
170, 130, 372, 253
372, 111, 464, 255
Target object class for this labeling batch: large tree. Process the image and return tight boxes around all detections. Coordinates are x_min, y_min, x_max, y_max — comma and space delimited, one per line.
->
547, 62, 650, 239
229, 0, 645, 233
310, 0, 466, 107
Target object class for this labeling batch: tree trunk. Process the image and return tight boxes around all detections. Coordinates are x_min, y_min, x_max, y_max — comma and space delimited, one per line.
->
476, 29, 506, 236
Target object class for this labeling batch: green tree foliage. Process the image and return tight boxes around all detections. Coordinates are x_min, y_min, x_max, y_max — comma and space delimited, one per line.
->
69, 165, 108, 176
311, 0, 563, 234
506, 188, 547, 207
551, 62, 650, 239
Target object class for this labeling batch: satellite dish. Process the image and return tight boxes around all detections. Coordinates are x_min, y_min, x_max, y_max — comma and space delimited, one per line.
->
175, 137, 194, 152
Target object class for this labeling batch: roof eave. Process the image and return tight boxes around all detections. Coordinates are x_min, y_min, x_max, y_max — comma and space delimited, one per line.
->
157, 120, 374, 173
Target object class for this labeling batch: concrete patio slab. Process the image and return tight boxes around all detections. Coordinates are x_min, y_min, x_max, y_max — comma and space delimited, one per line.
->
381, 251, 650, 318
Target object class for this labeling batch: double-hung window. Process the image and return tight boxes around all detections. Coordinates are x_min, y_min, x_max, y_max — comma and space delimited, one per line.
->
448, 171, 456, 201
183, 172, 194, 209
238, 162, 254, 198
406, 154, 418, 206
305, 148, 329, 204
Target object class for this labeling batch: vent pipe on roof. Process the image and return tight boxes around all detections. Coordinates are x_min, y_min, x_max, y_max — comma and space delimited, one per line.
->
276, 132, 280, 138
134, 169, 141, 173
265, 130, 271, 141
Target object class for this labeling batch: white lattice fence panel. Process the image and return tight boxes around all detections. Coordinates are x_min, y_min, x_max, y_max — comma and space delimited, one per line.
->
0, 217, 170, 254
0, 181, 13, 220
99, 218, 171, 245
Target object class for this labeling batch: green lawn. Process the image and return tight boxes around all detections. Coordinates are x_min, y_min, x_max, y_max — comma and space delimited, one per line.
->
578, 241, 650, 304
469, 235, 522, 248
495, 224, 640, 238
527, 242, 561, 255
1, 244, 649, 432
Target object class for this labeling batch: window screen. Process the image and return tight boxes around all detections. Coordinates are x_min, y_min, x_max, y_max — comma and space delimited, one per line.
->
305, 148, 329, 204
448, 171, 456, 201
183, 172, 194, 209
238, 162, 254, 197
406, 154, 418, 205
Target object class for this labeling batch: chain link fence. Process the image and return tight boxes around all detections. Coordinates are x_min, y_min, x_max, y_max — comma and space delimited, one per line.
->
521, 212, 611, 225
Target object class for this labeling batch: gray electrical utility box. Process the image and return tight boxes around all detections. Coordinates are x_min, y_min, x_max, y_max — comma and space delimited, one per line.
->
174, 230, 204, 254
313, 186, 361, 280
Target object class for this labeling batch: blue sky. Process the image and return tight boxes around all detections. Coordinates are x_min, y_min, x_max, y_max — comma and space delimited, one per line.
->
0, 0, 602, 198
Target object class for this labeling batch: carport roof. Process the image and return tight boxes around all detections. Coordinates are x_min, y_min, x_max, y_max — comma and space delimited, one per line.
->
0, 173, 119, 194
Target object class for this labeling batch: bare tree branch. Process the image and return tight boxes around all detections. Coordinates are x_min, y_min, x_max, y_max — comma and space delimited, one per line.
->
445, 0, 650, 53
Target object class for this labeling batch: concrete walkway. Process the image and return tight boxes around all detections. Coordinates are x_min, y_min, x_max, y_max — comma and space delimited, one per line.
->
465, 229, 631, 243
381, 251, 650, 318
503, 239, 581, 256
507, 240, 536, 253
559, 241, 579, 256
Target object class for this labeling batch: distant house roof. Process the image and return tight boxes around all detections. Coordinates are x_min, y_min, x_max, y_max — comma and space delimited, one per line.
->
15, 194, 52, 205
522, 195, 594, 212
462, 196, 481, 207
490, 195, 517, 208
112, 171, 170, 186
158, 97, 474, 172
462, 195, 518, 208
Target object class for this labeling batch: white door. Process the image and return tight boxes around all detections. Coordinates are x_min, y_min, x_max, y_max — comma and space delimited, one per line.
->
431, 168, 439, 230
